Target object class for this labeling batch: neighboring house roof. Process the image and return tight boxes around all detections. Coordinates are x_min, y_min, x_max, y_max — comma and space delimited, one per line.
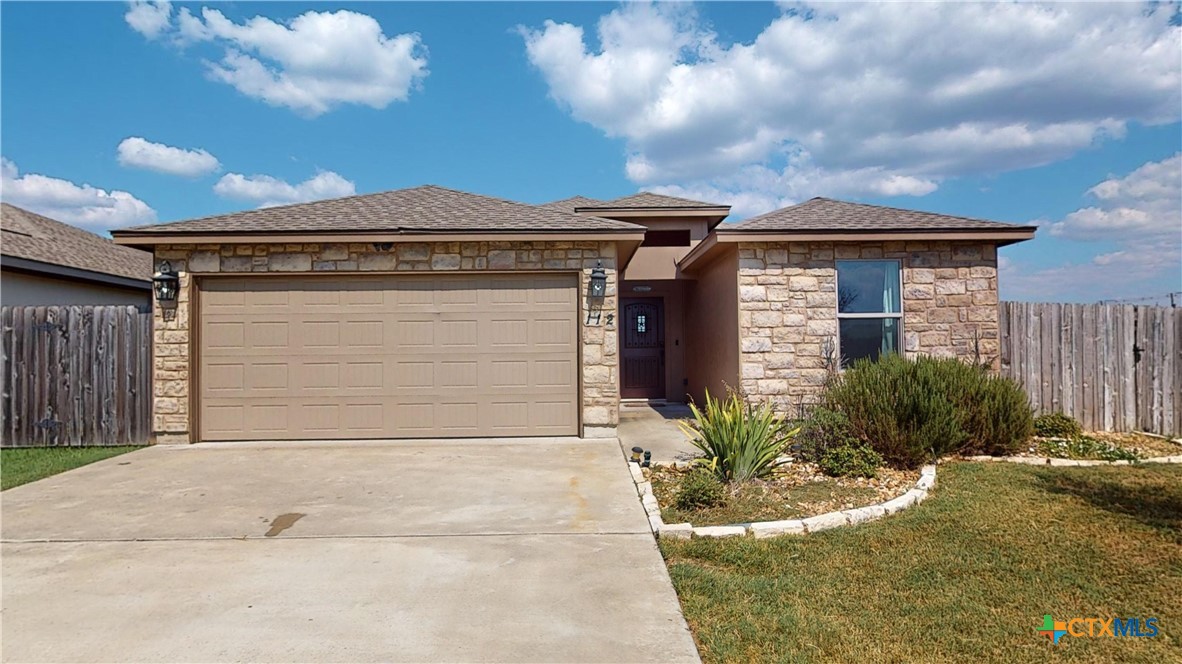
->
114, 185, 644, 239
1, 203, 152, 285
732, 197, 1036, 232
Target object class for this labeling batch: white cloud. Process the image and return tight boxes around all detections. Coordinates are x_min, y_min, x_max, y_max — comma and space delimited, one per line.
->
1003, 155, 1181, 302
213, 170, 356, 208
1048, 154, 1181, 241
129, 5, 429, 116
522, 2, 1181, 215
116, 137, 221, 177
1, 158, 156, 231
125, 1, 172, 40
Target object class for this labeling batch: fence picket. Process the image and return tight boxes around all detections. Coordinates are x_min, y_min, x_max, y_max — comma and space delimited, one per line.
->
1, 305, 151, 447
1000, 301, 1180, 435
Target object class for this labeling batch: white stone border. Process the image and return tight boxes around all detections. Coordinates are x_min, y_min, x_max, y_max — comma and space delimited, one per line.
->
962, 454, 1182, 466
627, 461, 937, 540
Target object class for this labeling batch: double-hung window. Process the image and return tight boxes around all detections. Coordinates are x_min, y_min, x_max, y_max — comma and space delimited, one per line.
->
836, 260, 902, 368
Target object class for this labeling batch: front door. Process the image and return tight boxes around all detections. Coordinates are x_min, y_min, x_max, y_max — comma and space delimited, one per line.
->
620, 298, 665, 399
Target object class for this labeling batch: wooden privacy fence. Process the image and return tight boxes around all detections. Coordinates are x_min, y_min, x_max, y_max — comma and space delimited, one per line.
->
999, 301, 1181, 436
1, 305, 152, 447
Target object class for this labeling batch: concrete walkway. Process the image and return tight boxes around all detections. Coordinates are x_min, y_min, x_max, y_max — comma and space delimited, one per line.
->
619, 403, 701, 465
1, 440, 699, 663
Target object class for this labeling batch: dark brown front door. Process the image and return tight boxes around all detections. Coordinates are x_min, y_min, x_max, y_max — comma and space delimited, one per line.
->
621, 298, 665, 399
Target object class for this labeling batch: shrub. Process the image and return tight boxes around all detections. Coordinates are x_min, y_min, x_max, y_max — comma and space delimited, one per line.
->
823, 354, 966, 469
674, 469, 728, 510
795, 407, 861, 463
960, 375, 1035, 456
1034, 413, 1083, 439
817, 442, 883, 478
679, 388, 800, 483
1037, 436, 1141, 462
824, 354, 1034, 469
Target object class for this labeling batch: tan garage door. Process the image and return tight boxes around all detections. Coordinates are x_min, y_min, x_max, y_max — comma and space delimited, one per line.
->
198, 274, 579, 441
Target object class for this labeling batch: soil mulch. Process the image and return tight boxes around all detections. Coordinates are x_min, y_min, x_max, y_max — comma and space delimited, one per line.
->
648, 462, 920, 527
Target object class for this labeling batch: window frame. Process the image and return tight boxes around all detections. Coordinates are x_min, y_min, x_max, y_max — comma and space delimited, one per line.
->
834, 258, 904, 368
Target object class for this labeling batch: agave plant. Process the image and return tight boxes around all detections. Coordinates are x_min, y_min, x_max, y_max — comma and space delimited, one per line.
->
678, 389, 800, 483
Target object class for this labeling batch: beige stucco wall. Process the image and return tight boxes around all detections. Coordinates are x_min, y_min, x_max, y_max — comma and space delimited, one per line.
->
0, 269, 150, 308
685, 249, 740, 405
151, 240, 620, 444
620, 217, 711, 281
738, 240, 999, 414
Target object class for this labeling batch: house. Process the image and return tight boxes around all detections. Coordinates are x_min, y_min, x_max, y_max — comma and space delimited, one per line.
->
110, 186, 1034, 444
1, 203, 153, 308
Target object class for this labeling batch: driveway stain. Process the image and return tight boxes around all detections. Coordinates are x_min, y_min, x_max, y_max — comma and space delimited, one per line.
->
264, 513, 305, 537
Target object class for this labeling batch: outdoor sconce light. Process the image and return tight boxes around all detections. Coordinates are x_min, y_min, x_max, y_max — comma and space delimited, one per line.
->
631, 446, 644, 463
589, 261, 607, 299
372, 242, 394, 252
152, 261, 179, 304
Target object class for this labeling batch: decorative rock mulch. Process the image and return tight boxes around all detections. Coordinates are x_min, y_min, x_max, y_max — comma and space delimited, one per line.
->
626, 461, 937, 540
962, 454, 1182, 467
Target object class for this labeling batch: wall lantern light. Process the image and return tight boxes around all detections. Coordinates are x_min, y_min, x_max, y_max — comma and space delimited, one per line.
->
589, 261, 607, 299
153, 260, 180, 304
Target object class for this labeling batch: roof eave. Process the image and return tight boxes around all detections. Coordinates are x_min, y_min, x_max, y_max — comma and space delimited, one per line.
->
679, 227, 1036, 271
111, 229, 648, 248
0, 254, 151, 289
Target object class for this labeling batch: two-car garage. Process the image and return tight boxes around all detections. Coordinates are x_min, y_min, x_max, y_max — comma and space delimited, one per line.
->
197, 273, 580, 441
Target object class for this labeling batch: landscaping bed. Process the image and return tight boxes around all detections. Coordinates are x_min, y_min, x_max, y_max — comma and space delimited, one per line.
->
660, 462, 1182, 663
649, 462, 919, 527
1025, 430, 1180, 461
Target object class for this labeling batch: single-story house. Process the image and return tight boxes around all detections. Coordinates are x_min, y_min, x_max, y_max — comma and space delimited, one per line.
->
1, 203, 153, 308
111, 186, 1034, 444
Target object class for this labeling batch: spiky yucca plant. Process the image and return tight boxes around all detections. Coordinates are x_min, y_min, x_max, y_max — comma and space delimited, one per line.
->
678, 389, 799, 483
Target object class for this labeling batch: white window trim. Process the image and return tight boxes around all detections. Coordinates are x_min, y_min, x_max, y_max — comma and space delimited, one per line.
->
835, 259, 904, 367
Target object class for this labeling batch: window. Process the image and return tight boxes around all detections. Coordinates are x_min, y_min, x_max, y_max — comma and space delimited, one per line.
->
836, 260, 902, 367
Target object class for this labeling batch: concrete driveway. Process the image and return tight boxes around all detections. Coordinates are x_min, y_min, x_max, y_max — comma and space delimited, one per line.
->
1, 440, 699, 663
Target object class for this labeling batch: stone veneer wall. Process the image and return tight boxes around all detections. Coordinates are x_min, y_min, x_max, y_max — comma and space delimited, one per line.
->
152, 240, 619, 444
738, 240, 999, 413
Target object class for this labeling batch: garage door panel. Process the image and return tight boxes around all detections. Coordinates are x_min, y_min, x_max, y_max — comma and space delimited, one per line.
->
200, 274, 579, 441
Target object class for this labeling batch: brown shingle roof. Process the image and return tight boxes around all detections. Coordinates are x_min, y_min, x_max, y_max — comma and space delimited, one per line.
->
541, 196, 605, 213
585, 192, 727, 210
1, 203, 152, 282
115, 185, 643, 236
732, 197, 1035, 232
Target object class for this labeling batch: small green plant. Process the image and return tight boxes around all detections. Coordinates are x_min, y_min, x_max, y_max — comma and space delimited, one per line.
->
960, 374, 1035, 456
795, 407, 861, 463
817, 442, 883, 478
1034, 413, 1083, 439
679, 388, 800, 483
674, 469, 728, 510
1037, 436, 1141, 462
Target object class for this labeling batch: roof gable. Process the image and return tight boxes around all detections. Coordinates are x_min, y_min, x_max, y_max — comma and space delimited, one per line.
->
115, 186, 644, 237
1, 203, 152, 282
588, 192, 727, 210
732, 197, 1035, 232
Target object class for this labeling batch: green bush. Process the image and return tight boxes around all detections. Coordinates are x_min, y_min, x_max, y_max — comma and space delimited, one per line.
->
960, 375, 1035, 456
674, 469, 728, 510
796, 407, 861, 462
1034, 413, 1083, 438
817, 442, 883, 478
679, 389, 800, 483
824, 354, 1033, 469
1037, 436, 1141, 462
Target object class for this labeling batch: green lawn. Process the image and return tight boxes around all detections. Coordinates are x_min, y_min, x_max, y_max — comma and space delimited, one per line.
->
1, 446, 143, 490
660, 462, 1182, 663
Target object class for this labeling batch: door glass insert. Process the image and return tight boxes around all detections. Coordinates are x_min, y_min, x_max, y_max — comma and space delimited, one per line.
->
637, 314, 647, 333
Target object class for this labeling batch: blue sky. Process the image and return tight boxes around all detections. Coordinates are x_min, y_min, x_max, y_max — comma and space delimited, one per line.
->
2, 2, 1179, 303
